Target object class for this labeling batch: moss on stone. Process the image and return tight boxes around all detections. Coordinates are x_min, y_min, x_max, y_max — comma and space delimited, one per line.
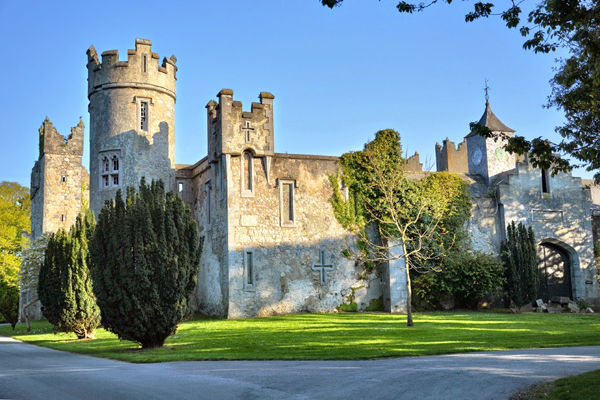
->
338, 302, 358, 312
365, 297, 384, 311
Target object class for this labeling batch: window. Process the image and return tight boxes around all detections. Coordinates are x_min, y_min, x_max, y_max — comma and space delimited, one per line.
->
99, 151, 121, 190
244, 250, 255, 291
178, 182, 184, 195
241, 152, 254, 197
140, 101, 148, 131
142, 54, 147, 73
279, 179, 296, 226
61, 175, 66, 183
136, 97, 152, 133
541, 169, 551, 196
205, 182, 212, 226
243, 121, 254, 143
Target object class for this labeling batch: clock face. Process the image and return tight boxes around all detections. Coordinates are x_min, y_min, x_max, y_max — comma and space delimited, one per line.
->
472, 148, 482, 166
495, 147, 507, 162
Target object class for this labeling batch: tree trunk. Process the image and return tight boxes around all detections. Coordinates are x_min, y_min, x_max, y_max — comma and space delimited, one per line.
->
21, 298, 38, 332
404, 243, 414, 327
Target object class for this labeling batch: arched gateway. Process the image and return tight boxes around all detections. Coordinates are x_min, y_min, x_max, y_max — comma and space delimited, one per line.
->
537, 239, 577, 302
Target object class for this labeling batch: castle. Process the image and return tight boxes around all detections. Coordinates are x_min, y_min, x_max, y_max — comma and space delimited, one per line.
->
27, 39, 600, 319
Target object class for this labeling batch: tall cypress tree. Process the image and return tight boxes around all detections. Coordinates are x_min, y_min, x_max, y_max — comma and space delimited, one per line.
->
37, 209, 100, 338
501, 221, 539, 310
90, 178, 202, 349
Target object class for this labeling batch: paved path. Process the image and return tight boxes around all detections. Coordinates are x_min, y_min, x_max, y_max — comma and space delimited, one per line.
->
2, 336, 600, 400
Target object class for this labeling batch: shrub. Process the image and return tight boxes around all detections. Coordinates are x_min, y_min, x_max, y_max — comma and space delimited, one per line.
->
90, 179, 202, 349
413, 251, 505, 310
38, 210, 99, 338
0, 281, 19, 329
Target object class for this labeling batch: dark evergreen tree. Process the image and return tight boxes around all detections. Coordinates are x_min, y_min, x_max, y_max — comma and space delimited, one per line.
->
37, 209, 100, 338
501, 221, 539, 310
90, 178, 202, 349
0, 281, 19, 330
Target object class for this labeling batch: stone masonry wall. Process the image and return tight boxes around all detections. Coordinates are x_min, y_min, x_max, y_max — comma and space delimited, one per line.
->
224, 153, 382, 318
178, 154, 231, 316
435, 138, 468, 173
497, 162, 598, 300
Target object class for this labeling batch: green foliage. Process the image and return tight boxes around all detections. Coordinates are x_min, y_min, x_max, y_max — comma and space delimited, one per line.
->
412, 172, 472, 272
501, 221, 538, 310
413, 252, 505, 310
0, 280, 19, 329
38, 209, 99, 339
90, 178, 203, 349
328, 170, 360, 230
331, 131, 471, 273
0, 181, 31, 287
322, 0, 600, 182
330, 130, 472, 326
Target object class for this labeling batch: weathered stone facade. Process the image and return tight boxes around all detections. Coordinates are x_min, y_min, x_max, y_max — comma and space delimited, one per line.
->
176, 89, 387, 318
27, 117, 89, 319
438, 102, 599, 303
30, 38, 599, 321
86, 39, 177, 217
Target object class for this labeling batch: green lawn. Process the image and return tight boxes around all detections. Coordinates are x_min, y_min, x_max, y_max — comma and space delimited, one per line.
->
1, 312, 600, 363
514, 369, 600, 400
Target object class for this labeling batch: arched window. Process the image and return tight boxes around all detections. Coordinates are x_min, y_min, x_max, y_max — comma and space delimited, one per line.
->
99, 151, 121, 190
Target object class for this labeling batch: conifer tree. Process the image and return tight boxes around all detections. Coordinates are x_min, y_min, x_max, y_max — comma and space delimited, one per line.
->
90, 178, 202, 349
0, 280, 19, 330
501, 221, 539, 310
38, 209, 100, 339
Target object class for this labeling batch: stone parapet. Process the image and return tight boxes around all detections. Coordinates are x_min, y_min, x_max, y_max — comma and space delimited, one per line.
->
87, 38, 177, 100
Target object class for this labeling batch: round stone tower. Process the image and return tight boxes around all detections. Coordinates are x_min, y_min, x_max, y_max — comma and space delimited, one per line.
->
86, 38, 177, 216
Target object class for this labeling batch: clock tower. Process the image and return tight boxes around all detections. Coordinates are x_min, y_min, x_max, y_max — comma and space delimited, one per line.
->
466, 101, 516, 185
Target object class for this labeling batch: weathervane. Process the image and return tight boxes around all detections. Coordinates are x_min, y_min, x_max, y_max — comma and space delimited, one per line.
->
484, 79, 491, 105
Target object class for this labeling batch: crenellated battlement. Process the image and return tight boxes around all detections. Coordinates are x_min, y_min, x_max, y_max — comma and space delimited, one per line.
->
435, 137, 468, 173
38, 117, 84, 157
86, 38, 177, 100
207, 89, 275, 162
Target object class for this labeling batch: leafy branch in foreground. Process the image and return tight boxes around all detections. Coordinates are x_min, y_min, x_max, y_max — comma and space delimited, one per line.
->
321, 0, 600, 181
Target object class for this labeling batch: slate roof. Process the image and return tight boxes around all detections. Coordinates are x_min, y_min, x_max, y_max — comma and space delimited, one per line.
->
466, 102, 515, 138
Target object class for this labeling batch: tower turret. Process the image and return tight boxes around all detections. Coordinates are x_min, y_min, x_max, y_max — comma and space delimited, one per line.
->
86, 38, 177, 216
207, 89, 275, 185
466, 101, 516, 185
30, 118, 87, 239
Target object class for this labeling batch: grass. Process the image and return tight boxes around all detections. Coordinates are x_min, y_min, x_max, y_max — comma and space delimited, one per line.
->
512, 369, 600, 400
1, 312, 600, 363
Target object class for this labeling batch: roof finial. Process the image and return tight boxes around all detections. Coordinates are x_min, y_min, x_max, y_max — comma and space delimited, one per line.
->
483, 78, 491, 106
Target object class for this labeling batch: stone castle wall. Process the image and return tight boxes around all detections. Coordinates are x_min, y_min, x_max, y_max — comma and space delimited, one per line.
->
497, 162, 598, 300
224, 153, 381, 318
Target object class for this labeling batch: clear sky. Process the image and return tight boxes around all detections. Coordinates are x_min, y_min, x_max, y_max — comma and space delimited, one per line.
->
0, 0, 582, 188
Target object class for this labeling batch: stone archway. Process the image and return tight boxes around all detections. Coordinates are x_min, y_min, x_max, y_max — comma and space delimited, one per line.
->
537, 240, 575, 302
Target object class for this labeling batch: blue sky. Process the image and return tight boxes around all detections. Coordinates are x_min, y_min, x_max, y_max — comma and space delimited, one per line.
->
0, 0, 580, 187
